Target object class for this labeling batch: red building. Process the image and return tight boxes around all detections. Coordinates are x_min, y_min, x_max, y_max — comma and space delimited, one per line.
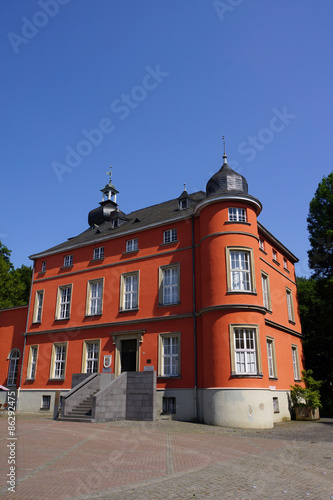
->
0, 153, 304, 428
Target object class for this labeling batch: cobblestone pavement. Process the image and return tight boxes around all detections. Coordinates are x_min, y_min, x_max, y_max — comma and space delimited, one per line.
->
0, 414, 333, 499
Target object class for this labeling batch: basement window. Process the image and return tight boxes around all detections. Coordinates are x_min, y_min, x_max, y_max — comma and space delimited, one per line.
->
162, 396, 176, 414
273, 397, 279, 413
41, 395, 51, 410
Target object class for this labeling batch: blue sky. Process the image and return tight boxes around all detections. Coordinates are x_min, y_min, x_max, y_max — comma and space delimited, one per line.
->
1, 1, 332, 277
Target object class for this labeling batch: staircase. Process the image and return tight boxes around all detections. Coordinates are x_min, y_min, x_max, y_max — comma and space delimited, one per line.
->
58, 394, 95, 422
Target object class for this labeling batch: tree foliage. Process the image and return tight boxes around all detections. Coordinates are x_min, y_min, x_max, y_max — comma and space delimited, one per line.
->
307, 172, 333, 277
297, 171, 333, 416
290, 369, 322, 409
0, 241, 32, 309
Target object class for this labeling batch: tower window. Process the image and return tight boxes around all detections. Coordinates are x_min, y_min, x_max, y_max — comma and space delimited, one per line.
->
228, 207, 247, 222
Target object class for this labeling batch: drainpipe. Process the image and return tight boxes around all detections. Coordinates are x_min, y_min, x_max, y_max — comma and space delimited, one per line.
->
17, 260, 35, 410
191, 215, 198, 421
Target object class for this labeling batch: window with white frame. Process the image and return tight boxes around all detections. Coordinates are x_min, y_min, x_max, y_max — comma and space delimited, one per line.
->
266, 337, 277, 379
27, 346, 38, 380
283, 258, 288, 270
259, 238, 265, 251
292, 345, 300, 380
234, 328, 257, 374
286, 288, 295, 322
163, 228, 177, 244
272, 249, 278, 262
159, 334, 180, 377
83, 341, 100, 374
228, 207, 247, 222
227, 248, 254, 292
159, 264, 180, 305
63, 254, 73, 267
261, 272, 271, 310
179, 198, 188, 210
33, 290, 44, 323
7, 349, 20, 386
229, 326, 261, 376
93, 247, 104, 260
121, 272, 139, 310
41, 261, 46, 272
56, 285, 72, 319
87, 280, 103, 315
51, 343, 67, 379
126, 238, 138, 252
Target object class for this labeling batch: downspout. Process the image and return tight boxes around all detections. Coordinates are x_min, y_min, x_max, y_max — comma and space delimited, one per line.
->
17, 260, 35, 410
191, 215, 198, 421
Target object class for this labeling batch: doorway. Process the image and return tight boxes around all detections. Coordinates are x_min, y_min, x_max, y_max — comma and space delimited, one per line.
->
120, 339, 137, 372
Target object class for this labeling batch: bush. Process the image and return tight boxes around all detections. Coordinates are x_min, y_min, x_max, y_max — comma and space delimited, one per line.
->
290, 369, 322, 409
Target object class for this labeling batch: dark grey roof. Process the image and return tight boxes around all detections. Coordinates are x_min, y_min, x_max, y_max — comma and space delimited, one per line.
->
29, 191, 206, 259
206, 162, 248, 196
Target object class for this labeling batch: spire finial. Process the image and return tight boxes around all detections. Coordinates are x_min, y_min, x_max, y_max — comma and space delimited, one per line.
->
106, 166, 112, 184
222, 136, 227, 164
184, 183, 187, 192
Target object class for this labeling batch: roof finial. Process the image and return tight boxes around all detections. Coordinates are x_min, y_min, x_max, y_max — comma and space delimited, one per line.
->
222, 136, 227, 164
184, 183, 187, 192
106, 166, 112, 184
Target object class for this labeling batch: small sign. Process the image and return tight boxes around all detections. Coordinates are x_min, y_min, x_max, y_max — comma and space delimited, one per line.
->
269, 386, 276, 391
144, 365, 154, 371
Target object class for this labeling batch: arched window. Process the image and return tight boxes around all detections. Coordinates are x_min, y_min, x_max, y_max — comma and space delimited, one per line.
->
7, 349, 20, 386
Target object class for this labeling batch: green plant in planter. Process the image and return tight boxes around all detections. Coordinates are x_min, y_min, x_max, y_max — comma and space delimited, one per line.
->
290, 369, 322, 409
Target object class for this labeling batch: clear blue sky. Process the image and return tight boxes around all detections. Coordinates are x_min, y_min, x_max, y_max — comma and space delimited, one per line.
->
1, 1, 332, 277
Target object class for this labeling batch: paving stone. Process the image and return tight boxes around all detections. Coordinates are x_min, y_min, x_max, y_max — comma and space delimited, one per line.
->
0, 415, 332, 500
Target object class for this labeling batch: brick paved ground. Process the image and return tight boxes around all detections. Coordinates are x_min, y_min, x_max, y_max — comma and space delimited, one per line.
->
0, 414, 333, 499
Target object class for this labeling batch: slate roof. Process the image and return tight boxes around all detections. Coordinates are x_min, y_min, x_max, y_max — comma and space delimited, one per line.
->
29, 191, 206, 259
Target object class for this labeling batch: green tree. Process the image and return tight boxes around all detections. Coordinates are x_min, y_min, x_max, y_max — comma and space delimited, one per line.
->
307, 172, 333, 277
0, 241, 32, 308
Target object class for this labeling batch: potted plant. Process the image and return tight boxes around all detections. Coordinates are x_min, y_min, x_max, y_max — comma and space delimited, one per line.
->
290, 369, 322, 420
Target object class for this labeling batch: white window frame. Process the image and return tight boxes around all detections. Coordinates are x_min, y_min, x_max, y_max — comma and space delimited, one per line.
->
33, 290, 44, 323
272, 249, 278, 262
50, 343, 67, 380
82, 340, 100, 374
266, 337, 277, 379
179, 198, 188, 210
286, 288, 295, 322
86, 279, 104, 316
229, 325, 262, 376
261, 272, 271, 310
158, 333, 181, 377
41, 261, 46, 273
7, 349, 21, 386
259, 238, 265, 251
159, 264, 180, 306
63, 254, 73, 267
228, 207, 247, 222
93, 247, 104, 260
283, 258, 288, 270
126, 238, 138, 253
163, 228, 177, 244
226, 247, 255, 293
291, 345, 300, 380
56, 285, 72, 320
273, 397, 280, 413
27, 345, 38, 380
120, 272, 139, 311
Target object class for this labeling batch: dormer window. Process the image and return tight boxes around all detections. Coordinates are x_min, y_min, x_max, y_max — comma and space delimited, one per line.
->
228, 207, 247, 222
112, 219, 118, 229
63, 255, 73, 267
179, 198, 188, 210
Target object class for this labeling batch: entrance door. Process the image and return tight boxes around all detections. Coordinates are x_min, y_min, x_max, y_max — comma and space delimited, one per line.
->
120, 339, 137, 372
